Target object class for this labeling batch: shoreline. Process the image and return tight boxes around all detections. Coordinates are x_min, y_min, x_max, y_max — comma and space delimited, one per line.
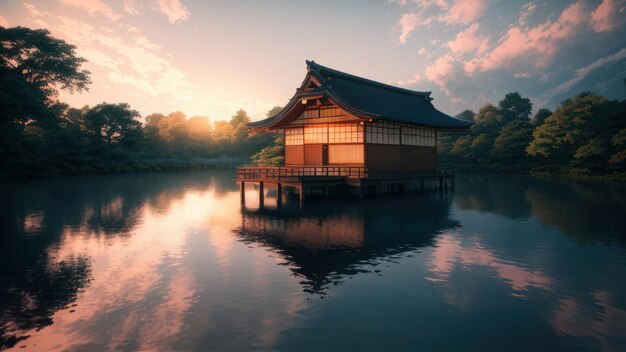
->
3, 161, 624, 182
0, 159, 239, 181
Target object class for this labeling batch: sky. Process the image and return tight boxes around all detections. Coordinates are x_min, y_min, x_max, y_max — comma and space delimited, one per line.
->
1, 0, 625, 122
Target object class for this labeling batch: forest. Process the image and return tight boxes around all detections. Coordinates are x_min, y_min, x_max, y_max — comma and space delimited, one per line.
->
437, 91, 626, 177
0, 26, 279, 178
1, 26, 624, 179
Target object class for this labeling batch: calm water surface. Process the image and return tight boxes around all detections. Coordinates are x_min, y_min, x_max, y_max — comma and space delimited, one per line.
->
1, 170, 625, 351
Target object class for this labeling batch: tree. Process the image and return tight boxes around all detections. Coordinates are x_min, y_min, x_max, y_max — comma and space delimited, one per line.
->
609, 128, 626, 165
455, 109, 476, 122
251, 135, 284, 166
472, 103, 502, 135
0, 27, 91, 159
0, 27, 91, 103
450, 135, 473, 159
531, 108, 552, 126
157, 111, 189, 144
229, 109, 250, 128
266, 105, 283, 117
491, 120, 534, 161
187, 115, 212, 140
527, 92, 623, 167
470, 133, 492, 162
437, 134, 455, 159
498, 92, 532, 122
83, 103, 141, 145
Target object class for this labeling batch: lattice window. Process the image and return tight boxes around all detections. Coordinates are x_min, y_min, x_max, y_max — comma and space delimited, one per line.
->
365, 121, 400, 145
401, 125, 436, 146
285, 127, 303, 145
304, 125, 328, 144
328, 124, 364, 143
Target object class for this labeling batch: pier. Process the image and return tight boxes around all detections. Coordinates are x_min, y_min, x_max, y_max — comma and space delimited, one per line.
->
235, 165, 455, 205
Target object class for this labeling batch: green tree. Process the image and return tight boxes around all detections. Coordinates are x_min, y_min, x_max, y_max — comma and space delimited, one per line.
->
0, 27, 91, 156
450, 135, 473, 159
229, 109, 250, 127
472, 103, 502, 135
531, 108, 552, 126
83, 103, 141, 145
527, 92, 623, 167
187, 116, 211, 137
469, 133, 492, 161
498, 92, 532, 122
609, 128, 626, 165
157, 111, 189, 144
251, 135, 284, 166
491, 120, 534, 161
0, 26, 90, 103
266, 105, 283, 117
455, 109, 476, 122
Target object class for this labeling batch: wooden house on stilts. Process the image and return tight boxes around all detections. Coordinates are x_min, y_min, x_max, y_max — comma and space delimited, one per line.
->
237, 60, 472, 203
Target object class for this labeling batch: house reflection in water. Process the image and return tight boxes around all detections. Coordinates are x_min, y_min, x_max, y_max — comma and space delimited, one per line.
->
236, 193, 459, 294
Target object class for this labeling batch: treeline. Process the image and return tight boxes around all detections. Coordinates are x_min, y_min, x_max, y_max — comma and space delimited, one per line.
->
1, 26, 278, 178
439, 92, 626, 177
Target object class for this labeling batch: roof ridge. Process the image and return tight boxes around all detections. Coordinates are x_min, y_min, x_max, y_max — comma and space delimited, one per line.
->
306, 60, 432, 100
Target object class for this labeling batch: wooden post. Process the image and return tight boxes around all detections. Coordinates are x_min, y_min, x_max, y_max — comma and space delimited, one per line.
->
299, 185, 305, 201
240, 181, 245, 204
277, 183, 282, 208
259, 182, 264, 208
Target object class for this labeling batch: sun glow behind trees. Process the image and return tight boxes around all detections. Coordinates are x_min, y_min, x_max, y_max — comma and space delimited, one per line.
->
0, 26, 278, 177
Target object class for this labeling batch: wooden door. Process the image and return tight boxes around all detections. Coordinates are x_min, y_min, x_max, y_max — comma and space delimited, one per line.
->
322, 144, 329, 165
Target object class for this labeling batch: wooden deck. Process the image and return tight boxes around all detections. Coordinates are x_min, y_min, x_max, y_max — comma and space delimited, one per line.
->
235, 165, 456, 204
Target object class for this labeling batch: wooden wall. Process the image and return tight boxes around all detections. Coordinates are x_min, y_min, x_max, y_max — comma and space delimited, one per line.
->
365, 145, 436, 172
285, 145, 303, 165
304, 144, 323, 165
329, 144, 364, 164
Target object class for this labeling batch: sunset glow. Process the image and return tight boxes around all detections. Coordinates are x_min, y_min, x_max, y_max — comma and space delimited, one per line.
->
2, 0, 624, 121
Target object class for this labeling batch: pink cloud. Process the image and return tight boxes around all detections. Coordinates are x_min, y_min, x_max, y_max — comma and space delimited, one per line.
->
397, 0, 489, 44
465, 1, 587, 74
396, 73, 421, 86
156, 0, 190, 24
398, 10, 434, 44
122, 0, 142, 16
590, 0, 626, 32
23, 2, 43, 17
447, 23, 489, 54
58, 0, 121, 21
441, 0, 487, 25
0, 14, 9, 27
425, 54, 455, 93
428, 234, 551, 292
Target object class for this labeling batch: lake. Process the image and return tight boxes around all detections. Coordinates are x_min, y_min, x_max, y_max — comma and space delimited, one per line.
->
1, 170, 625, 351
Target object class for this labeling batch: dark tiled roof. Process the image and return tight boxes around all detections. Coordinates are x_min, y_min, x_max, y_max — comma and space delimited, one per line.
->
249, 60, 472, 130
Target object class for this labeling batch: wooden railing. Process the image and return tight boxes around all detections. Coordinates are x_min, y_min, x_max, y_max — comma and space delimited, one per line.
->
237, 166, 369, 181
236, 165, 455, 181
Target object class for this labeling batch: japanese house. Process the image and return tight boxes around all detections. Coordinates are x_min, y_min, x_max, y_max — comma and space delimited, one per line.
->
237, 60, 472, 202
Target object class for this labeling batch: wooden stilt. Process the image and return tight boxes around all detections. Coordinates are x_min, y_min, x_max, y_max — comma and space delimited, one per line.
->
240, 181, 245, 204
259, 182, 264, 208
277, 183, 282, 208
